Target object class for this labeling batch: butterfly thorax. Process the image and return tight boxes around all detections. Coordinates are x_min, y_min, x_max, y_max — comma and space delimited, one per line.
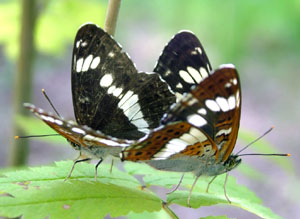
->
69, 139, 122, 158
81, 144, 122, 158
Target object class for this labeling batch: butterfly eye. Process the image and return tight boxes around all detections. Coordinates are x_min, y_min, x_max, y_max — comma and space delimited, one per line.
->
69, 141, 80, 150
225, 155, 241, 170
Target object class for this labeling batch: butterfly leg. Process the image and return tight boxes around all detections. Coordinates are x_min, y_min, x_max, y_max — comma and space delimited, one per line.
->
65, 157, 91, 181
167, 173, 185, 194
206, 175, 217, 193
187, 175, 200, 208
94, 158, 103, 181
109, 159, 114, 174
224, 173, 231, 204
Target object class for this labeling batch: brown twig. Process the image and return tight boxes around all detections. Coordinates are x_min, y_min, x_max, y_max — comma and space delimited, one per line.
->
104, 0, 122, 36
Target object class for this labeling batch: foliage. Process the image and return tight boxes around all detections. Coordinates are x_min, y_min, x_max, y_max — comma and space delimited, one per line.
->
0, 0, 106, 59
0, 161, 282, 219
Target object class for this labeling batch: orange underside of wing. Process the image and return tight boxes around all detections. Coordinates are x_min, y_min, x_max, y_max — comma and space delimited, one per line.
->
123, 122, 192, 161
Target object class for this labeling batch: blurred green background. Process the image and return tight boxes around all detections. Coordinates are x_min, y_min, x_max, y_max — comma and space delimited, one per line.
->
0, 0, 299, 218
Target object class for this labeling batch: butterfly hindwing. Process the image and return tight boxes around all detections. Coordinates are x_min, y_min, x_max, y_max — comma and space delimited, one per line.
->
154, 31, 212, 97
72, 24, 175, 139
122, 121, 219, 162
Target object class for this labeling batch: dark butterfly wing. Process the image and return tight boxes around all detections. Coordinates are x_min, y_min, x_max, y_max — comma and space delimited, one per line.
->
72, 24, 175, 139
123, 65, 241, 162
154, 31, 212, 99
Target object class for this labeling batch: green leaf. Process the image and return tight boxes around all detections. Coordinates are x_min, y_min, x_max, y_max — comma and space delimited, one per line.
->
0, 161, 162, 219
200, 216, 232, 219
124, 162, 281, 219
127, 208, 171, 219
0, 161, 284, 218
167, 174, 280, 219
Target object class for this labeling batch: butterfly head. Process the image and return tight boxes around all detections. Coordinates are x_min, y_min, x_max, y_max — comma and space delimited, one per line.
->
224, 155, 241, 172
68, 140, 81, 151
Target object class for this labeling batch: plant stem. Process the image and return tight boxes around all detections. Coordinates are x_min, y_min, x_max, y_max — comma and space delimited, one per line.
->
104, 0, 122, 36
10, 0, 37, 166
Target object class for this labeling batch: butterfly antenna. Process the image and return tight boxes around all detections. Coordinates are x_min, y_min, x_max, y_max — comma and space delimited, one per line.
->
17, 90, 61, 140
238, 153, 290, 157
42, 88, 61, 117
236, 126, 274, 155
236, 126, 290, 157
15, 134, 60, 139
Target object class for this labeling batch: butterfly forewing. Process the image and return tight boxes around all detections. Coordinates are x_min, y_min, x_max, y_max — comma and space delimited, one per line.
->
154, 31, 212, 97
72, 24, 175, 139
191, 66, 241, 161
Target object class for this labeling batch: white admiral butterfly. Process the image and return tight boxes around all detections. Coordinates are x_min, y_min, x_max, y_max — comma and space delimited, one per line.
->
121, 31, 241, 207
26, 23, 176, 177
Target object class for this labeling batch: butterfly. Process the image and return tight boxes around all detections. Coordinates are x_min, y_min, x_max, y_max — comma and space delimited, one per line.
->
120, 31, 242, 207
26, 23, 176, 178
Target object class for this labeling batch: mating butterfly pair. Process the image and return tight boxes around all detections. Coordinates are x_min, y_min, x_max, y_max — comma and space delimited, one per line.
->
25, 23, 241, 207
